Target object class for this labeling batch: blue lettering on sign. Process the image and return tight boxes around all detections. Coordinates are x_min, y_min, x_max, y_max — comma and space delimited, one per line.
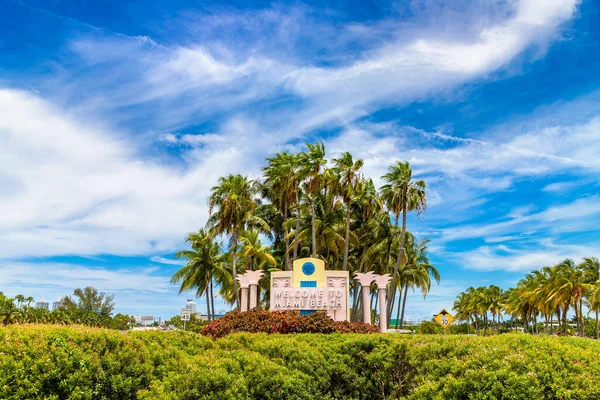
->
302, 262, 315, 276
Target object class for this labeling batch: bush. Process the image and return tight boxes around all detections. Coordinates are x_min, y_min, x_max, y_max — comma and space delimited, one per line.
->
3, 325, 600, 399
200, 310, 380, 338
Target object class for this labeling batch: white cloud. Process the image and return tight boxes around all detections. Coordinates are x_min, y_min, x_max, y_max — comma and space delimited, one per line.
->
0, 89, 271, 259
457, 241, 600, 272
150, 256, 186, 266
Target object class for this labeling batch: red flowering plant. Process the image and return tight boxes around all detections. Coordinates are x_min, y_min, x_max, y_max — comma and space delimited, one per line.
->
200, 309, 379, 338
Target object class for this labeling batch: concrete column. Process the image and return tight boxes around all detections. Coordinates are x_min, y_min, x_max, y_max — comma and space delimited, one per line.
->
377, 288, 387, 331
249, 285, 258, 309
354, 272, 375, 324
373, 274, 392, 332
245, 270, 264, 310
240, 287, 249, 312
236, 274, 251, 312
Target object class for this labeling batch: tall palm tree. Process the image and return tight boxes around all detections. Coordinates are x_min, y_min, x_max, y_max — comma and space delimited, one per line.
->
333, 152, 364, 271
381, 161, 426, 318
171, 229, 227, 321
397, 235, 439, 328
299, 142, 326, 258
209, 174, 258, 309
580, 257, 600, 338
262, 152, 301, 270
588, 280, 600, 339
547, 259, 585, 335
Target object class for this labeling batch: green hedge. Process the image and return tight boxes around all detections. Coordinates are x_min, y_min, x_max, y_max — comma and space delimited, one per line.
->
2, 325, 600, 399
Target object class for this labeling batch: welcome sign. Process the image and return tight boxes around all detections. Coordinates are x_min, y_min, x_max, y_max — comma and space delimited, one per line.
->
270, 258, 350, 321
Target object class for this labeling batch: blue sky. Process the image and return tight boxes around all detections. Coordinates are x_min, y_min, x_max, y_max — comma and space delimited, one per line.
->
1, 0, 599, 320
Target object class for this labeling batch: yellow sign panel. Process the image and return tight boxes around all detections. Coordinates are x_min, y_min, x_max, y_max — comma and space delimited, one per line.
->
434, 309, 455, 329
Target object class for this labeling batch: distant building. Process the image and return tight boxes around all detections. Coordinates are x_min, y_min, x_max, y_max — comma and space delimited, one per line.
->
52, 297, 64, 311
185, 299, 197, 314
35, 298, 49, 310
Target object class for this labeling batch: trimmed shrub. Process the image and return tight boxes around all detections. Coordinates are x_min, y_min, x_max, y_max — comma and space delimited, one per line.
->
200, 310, 380, 338
3, 325, 600, 399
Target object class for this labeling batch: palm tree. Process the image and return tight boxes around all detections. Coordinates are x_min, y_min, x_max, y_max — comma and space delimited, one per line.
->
171, 230, 227, 321
239, 229, 277, 271
397, 235, 439, 328
299, 142, 326, 258
547, 259, 585, 335
588, 280, 600, 339
209, 174, 258, 309
580, 257, 600, 338
381, 161, 426, 318
333, 152, 364, 271
0, 298, 22, 325
262, 152, 301, 270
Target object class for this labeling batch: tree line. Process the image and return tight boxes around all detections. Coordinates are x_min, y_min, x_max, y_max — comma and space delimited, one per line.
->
0, 286, 132, 329
171, 143, 440, 325
453, 257, 600, 337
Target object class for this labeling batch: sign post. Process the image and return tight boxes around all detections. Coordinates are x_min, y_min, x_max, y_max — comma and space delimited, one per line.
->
181, 308, 191, 331
433, 309, 455, 334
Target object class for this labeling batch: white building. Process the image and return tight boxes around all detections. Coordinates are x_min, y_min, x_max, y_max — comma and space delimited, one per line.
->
35, 298, 49, 310
52, 297, 64, 311
185, 299, 197, 314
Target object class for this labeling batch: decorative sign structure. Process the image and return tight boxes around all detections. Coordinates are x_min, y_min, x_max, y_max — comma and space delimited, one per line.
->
270, 258, 350, 321
433, 309, 455, 329
235, 258, 394, 331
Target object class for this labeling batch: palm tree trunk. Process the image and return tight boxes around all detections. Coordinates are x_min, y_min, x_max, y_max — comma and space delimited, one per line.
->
387, 199, 407, 319
373, 290, 378, 315
394, 291, 402, 329
342, 208, 351, 271
284, 203, 291, 271
210, 278, 215, 320
596, 310, 600, 340
293, 192, 300, 261
311, 194, 317, 258
399, 284, 410, 328
580, 298, 584, 337
232, 231, 240, 310
352, 285, 361, 322
484, 314, 488, 335
206, 278, 211, 322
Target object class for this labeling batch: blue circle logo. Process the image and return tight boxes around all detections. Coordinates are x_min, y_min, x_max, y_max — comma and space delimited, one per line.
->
302, 262, 315, 276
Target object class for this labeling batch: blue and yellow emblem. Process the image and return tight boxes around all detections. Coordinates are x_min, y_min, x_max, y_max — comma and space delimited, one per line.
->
292, 257, 325, 288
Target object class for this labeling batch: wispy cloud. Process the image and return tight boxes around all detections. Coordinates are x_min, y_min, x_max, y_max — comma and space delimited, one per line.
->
150, 256, 186, 266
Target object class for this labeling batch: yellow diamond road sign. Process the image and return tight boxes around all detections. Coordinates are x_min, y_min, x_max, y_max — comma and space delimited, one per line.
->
434, 309, 455, 329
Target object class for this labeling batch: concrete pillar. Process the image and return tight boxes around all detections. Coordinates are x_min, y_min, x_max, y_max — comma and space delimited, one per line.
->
378, 288, 387, 331
249, 285, 258, 309
373, 274, 392, 332
240, 287, 249, 312
236, 274, 251, 312
245, 270, 264, 310
354, 272, 375, 324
